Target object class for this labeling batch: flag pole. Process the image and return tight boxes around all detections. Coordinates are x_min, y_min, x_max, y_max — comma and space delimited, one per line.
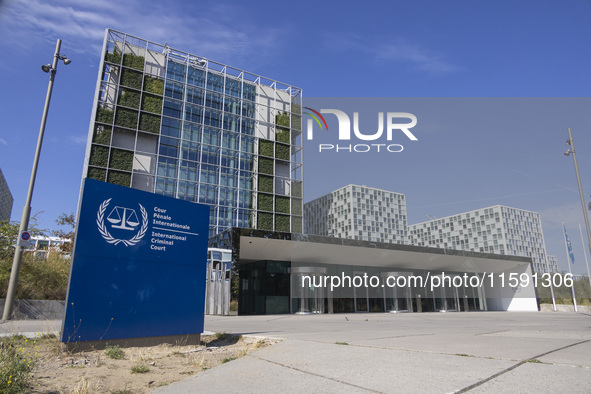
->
579, 223, 591, 288
562, 221, 577, 312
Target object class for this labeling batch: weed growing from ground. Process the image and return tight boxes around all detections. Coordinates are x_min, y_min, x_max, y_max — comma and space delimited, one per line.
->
105, 345, 125, 360
0, 335, 38, 393
130, 364, 150, 374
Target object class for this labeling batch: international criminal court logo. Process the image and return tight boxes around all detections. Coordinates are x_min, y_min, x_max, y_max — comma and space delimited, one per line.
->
96, 198, 148, 246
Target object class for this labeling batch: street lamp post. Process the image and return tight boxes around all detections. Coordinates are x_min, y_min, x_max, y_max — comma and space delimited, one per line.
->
564, 128, 591, 285
2, 39, 70, 320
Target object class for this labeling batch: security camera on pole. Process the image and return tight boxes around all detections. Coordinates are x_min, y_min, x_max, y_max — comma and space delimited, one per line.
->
2, 39, 71, 320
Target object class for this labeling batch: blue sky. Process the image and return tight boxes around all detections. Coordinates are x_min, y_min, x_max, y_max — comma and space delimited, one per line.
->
0, 0, 590, 275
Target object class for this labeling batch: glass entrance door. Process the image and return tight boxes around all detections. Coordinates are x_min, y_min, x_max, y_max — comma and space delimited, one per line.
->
382, 271, 413, 313
290, 267, 327, 314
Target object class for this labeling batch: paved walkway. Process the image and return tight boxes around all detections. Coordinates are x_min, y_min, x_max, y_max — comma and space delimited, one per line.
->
2, 312, 590, 392
157, 312, 591, 393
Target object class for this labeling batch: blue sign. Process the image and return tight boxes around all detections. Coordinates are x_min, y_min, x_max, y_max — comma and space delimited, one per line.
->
61, 178, 210, 343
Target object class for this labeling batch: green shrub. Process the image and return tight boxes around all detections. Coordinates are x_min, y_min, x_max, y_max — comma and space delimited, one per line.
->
0, 336, 37, 393
117, 88, 140, 109
275, 143, 290, 161
115, 107, 138, 129
257, 193, 273, 212
105, 49, 122, 64
92, 124, 112, 145
291, 198, 302, 215
276, 127, 290, 144
122, 53, 145, 70
109, 149, 134, 171
258, 175, 273, 193
292, 217, 303, 233
0, 254, 70, 300
259, 139, 274, 157
139, 112, 161, 134
292, 180, 302, 198
107, 170, 131, 187
96, 106, 114, 124
88, 167, 106, 182
275, 215, 290, 232
89, 145, 109, 167
275, 196, 290, 214
120, 68, 142, 89
257, 212, 273, 230
105, 345, 125, 360
141, 94, 163, 114
131, 364, 150, 373
275, 112, 290, 127
258, 157, 273, 175
144, 76, 164, 95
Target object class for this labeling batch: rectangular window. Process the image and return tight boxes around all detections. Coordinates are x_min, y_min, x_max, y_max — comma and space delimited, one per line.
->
163, 99, 182, 119
186, 86, 204, 105
165, 81, 184, 100
166, 61, 186, 83
187, 66, 205, 87
179, 160, 198, 181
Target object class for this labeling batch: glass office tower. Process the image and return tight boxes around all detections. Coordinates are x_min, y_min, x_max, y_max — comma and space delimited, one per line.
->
83, 30, 303, 237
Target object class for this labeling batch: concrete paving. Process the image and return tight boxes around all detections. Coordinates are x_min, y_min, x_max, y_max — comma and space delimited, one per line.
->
155, 312, 591, 393
1, 312, 590, 392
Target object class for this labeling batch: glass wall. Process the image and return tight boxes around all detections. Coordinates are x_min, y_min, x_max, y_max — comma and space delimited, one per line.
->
238, 260, 290, 315
239, 260, 488, 315
85, 30, 303, 239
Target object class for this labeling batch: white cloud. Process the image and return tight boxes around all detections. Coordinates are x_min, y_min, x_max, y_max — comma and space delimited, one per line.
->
68, 135, 87, 145
323, 32, 459, 74
540, 202, 588, 228
0, 138, 7, 145
0, 0, 289, 66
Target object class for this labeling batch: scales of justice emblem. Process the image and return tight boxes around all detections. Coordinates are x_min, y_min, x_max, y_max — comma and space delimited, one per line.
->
96, 198, 148, 246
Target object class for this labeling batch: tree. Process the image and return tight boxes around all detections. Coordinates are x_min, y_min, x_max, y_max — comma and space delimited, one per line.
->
0, 214, 45, 260
51, 213, 76, 254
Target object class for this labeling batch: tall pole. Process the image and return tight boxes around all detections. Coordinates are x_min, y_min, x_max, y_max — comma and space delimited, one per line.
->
580, 223, 591, 288
2, 39, 64, 320
566, 128, 591, 272
562, 221, 577, 312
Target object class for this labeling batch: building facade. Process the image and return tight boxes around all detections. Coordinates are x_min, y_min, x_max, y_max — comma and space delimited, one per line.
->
304, 185, 407, 244
211, 228, 538, 315
25, 236, 71, 258
408, 205, 555, 273
545, 255, 559, 273
0, 168, 13, 222
83, 30, 303, 237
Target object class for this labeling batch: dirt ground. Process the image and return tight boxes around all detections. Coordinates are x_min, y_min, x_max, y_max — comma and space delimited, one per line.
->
28, 333, 277, 393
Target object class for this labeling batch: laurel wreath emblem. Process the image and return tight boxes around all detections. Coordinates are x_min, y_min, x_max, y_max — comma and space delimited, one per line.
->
96, 198, 148, 246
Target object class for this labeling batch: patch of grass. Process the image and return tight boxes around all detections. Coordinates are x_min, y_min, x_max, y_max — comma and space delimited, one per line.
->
215, 332, 238, 341
335, 342, 349, 345
0, 254, 70, 300
221, 357, 237, 364
525, 358, 544, 364
455, 353, 474, 357
255, 340, 266, 349
0, 335, 37, 393
112, 391, 133, 394
104, 345, 125, 360
171, 351, 186, 357
130, 364, 150, 374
